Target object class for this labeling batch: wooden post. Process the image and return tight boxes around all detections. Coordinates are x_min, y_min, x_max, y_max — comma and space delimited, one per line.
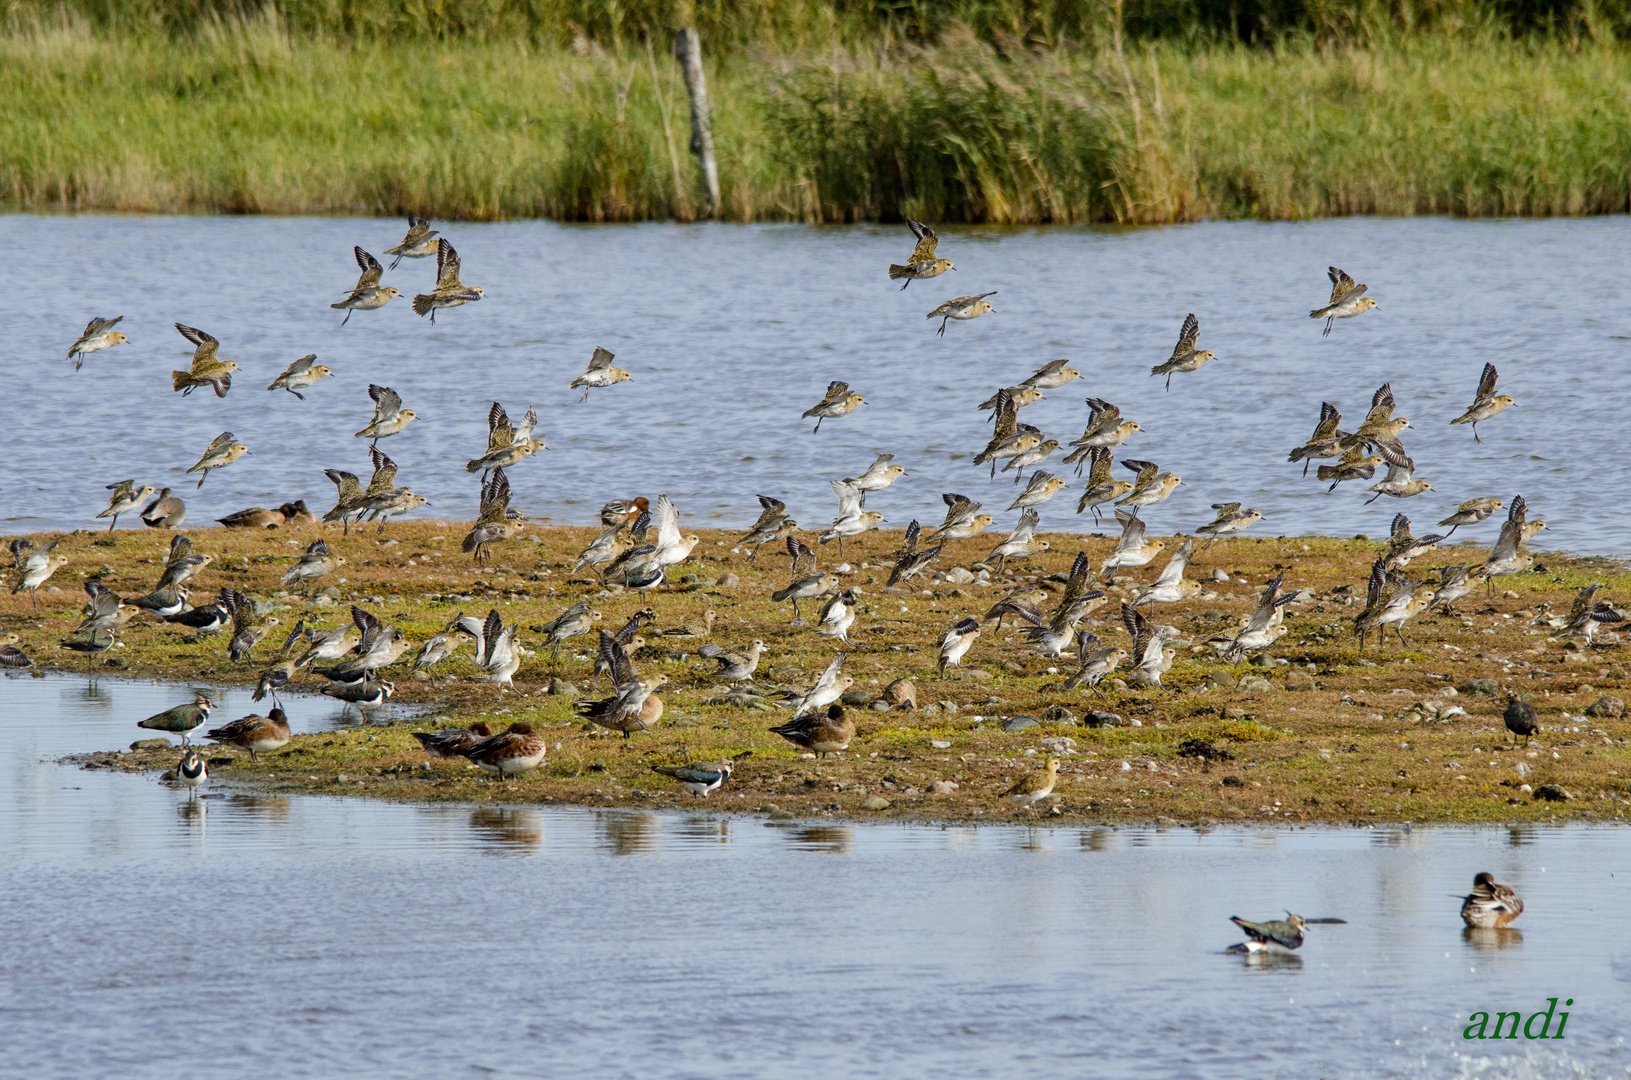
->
674, 27, 719, 218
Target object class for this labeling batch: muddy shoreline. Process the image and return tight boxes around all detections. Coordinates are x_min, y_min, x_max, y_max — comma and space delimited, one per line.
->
6, 521, 1628, 825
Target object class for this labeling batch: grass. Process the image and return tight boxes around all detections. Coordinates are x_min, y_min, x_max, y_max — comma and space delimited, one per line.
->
4, 20, 1631, 221
9, 519, 1631, 825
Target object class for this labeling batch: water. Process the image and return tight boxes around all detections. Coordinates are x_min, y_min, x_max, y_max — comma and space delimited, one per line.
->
3, 672, 1630, 1078
4, 215, 1628, 553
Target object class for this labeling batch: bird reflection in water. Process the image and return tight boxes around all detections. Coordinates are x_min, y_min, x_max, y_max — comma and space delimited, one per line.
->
468, 807, 544, 852
672, 816, 731, 845
68, 678, 114, 710
1462, 926, 1524, 951
177, 797, 208, 828
787, 826, 852, 853
598, 812, 660, 856
1241, 951, 1304, 971
226, 794, 291, 822
1079, 827, 1114, 853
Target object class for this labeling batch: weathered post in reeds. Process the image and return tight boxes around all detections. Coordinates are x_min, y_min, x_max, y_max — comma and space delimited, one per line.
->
674, 27, 720, 218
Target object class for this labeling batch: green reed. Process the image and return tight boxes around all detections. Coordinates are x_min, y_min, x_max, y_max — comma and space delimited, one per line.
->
3, 17, 1629, 221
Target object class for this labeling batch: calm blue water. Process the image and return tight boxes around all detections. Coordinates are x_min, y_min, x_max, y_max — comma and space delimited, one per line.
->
1, 673, 1629, 1079
3, 215, 1628, 553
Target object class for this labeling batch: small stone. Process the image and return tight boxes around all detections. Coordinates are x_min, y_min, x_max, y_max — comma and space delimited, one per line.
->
1286, 678, 1316, 691
861, 796, 891, 811
715, 572, 740, 589
1585, 695, 1624, 719
1250, 653, 1276, 668
871, 700, 892, 711
882, 678, 917, 709
1223, 707, 1248, 719
943, 567, 975, 584
1040, 736, 1077, 753
1000, 660, 1025, 673
959, 669, 993, 681
929, 739, 952, 749
316, 586, 342, 601
928, 780, 959, 795
1155, 816, 1180, 827
1202, 671, 1237, 690
130, 738, 171, 751
937, 701, 960, 715
1238, 675, 1274, 693
840, 689, 871, 706
1002, 715, 1040, 732
1467, 678, 1501, 697
412, 670, 430, 681
922, 703, 941, 717
1220, 775, 1244, 787
548, 679, 579, 696
1532, 784, 1572, 802
1211, 568, 1229, 582
1083, 711, 1123, 728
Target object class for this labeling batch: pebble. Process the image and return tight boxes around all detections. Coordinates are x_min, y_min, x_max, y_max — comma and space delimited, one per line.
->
1467, 679, 1501, 696
548, 679, 579, 696
129, 738, 171, 751
1084, 711, 1123, 728
1532, 784, 1572, 802
860, 796, 891, 811
928, 780, 959, 795
1238, 675, 1274, 693
1002, 716, 1040, 732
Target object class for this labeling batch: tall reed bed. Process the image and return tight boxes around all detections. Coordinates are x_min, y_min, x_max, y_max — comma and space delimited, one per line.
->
3, 19, 1629, 221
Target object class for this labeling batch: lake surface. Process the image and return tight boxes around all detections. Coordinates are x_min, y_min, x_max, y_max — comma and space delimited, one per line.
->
3, 672, 1630, 1078
3, 215, 1628, 554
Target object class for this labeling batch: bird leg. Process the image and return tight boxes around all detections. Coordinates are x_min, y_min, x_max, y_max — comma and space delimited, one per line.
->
107, 516, 117, 533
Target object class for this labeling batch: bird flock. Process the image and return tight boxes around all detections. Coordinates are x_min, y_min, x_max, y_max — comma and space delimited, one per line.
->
8, 216, 1618, 818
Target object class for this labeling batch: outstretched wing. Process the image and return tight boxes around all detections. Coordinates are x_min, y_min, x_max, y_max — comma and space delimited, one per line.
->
830, 480, 865, 521
486, 402, 514, 452
434, 239, 463, 290
906, 220, 939, 261
1114, 509, 1147, 549
368, 383, 403, 421
176, 323, 220, 367
1122, 458, 1159, 489
652, 495, 681, 551
598, 629, 636, 686
1474, 362, 1499, 404
1327, 266, 1366, 304
587, 347, 616, 372
1170, 313, 1200, 359
352, 246, 384, 290
787, 535, 816, 579
1311, 402, 1342, 441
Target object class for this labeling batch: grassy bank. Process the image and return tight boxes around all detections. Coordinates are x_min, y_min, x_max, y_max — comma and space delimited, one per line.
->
5, 23, 1631, 221
7, 520, 1630, 825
